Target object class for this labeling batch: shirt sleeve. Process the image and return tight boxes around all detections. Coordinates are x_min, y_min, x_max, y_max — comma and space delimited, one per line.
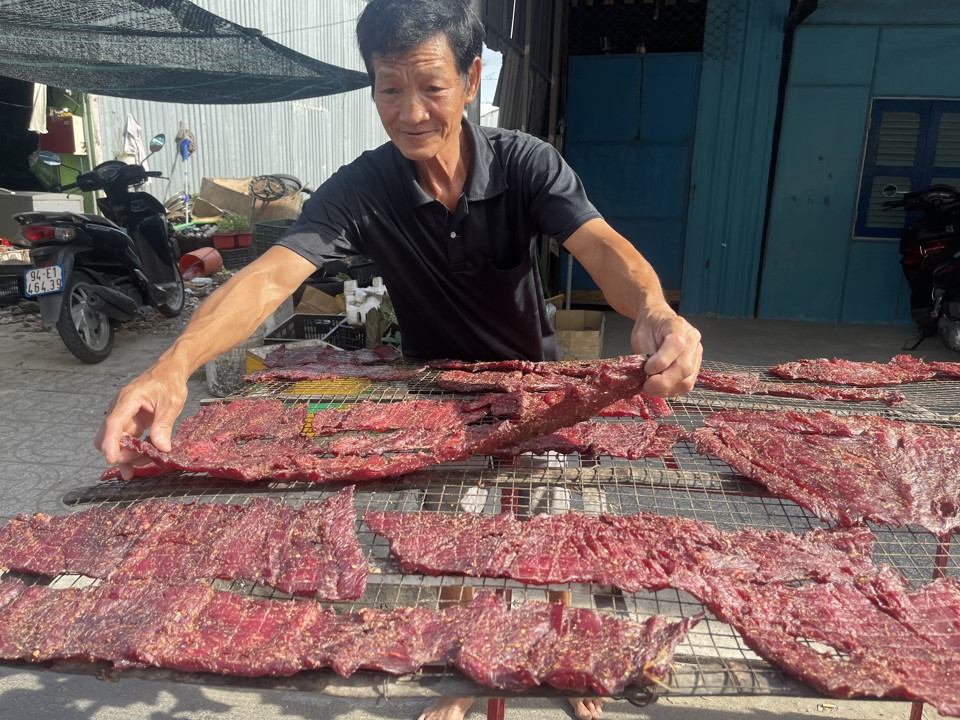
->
520, 136, 602, 244
274, 168, 366, 268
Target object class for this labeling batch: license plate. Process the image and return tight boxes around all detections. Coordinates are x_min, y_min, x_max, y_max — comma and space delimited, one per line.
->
24, 265, 64, 297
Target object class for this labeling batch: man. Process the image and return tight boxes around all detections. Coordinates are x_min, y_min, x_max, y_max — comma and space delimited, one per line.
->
97, 1, 703, 718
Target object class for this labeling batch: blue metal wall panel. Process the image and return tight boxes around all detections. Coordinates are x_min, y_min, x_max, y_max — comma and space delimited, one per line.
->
807, 0, 960, 25
680, 0, 791, 317
565, 56, 644, 143
759, 86, 872, 321
840, 242, 912, 324
790, 26, 878, 87
759, 1, 960, 325
563, 53, 699, 295
874, 27, 960, 96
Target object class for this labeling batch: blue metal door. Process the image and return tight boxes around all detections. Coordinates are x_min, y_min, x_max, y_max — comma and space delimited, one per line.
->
562, 52, 701, 299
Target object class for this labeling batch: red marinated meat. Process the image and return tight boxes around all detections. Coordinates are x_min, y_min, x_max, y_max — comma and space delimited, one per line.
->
597, 393, 673, 418
364, 508, 960, 714
0, 582, 695, 694
499, 421, 682, 460
111, 357, 649, 484
457, 591, 701, 694
768, 355, 935, 386
176, 398, 308, 443
689, 410, 960, 537
363, 509, 877, 591
312, 400, 487, 434
263, 344, 402, 368
470, 355, 649, 454
0, 489, 366, 600
712, 572, 960, 717
930, 361, 960, 378
247, 363, 422, 383
0, 501, 175, 578
434, 369, 568, 393
697, 369, 905, 405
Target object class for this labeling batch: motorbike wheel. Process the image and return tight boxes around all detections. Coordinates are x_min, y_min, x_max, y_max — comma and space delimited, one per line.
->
938, 315, 960, 352
157, 263, 186, 318
56, 271, 115, 364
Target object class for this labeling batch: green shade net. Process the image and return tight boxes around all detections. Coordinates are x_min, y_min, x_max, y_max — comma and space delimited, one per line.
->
0, 0, 370, 104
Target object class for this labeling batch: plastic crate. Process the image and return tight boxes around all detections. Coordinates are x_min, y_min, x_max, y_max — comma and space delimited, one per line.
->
343, 257, 378, 287
255, 219, 296, 256
0, 263, 27, 306
220, 246, 257, 271
264, 313, 366, 350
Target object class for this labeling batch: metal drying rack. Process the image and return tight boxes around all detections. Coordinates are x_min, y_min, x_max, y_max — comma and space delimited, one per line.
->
10, 360, 958, 720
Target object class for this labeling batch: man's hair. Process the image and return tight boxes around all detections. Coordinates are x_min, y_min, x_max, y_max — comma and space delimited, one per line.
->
356, 0, 485, 87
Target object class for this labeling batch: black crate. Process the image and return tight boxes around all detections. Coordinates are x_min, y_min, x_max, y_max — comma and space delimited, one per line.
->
255, 219, 296, 257
0, 263, 27, 306
264, 313, 366, 350
344, 259, 378, 287
220, 246, 257, 271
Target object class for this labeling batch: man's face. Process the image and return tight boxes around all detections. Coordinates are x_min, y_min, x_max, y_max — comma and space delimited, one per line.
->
372, 35, 479, 164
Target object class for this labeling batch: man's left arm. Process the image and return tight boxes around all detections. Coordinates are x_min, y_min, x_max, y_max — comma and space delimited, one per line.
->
563, 218, 703, 397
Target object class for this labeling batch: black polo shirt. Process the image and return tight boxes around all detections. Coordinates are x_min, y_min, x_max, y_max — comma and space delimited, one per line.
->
278, 120, 601, 361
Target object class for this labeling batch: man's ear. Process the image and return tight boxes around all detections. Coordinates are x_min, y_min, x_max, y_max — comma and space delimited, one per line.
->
464, 56, 482, 104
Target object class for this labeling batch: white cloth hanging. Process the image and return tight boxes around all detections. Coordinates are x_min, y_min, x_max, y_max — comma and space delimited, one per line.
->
122, 113, 148, 167
28, 84, 47, 134
122, 113, 150, 184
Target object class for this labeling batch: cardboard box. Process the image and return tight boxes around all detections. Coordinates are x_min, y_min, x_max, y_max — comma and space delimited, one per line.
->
198, 177, 301, 226
554, 309, 605, 360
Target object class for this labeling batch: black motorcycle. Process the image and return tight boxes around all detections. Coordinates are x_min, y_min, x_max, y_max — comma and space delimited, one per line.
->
884, 183, 960, 351
13, 134, 185, 363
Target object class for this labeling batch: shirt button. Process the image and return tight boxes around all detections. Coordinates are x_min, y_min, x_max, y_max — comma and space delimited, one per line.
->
450, 232, 457, 238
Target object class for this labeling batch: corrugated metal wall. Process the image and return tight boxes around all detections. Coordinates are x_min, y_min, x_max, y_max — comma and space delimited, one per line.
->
680, 0, 790, 318
90, 0, 386, 201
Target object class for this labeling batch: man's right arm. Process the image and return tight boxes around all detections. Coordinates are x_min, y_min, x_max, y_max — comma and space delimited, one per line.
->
95, 245, 318, 476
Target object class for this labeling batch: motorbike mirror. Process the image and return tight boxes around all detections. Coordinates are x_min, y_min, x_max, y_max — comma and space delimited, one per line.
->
36, 151, 62, 167
149, 134, 166, 153
882, 183, 900, 198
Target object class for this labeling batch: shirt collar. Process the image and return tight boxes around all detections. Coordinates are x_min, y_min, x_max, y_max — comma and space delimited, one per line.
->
396, 119, 508, 208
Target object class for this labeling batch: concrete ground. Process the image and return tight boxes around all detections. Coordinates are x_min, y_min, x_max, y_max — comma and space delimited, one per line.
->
0, 305, 953, 719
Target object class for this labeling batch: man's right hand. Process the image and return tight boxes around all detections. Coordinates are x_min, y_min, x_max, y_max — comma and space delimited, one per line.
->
95, 365, 189, 480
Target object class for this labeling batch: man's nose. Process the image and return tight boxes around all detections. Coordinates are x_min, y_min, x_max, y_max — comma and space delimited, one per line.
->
400, 92, 429, 122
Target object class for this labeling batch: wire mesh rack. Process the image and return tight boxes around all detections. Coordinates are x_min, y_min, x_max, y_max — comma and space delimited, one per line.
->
7, 359, 959, 704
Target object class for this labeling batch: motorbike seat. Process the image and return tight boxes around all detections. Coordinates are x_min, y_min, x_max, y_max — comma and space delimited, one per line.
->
77, 213, 121, 229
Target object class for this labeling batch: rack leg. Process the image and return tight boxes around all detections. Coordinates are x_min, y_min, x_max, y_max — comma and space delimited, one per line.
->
486, 698, 506, 720
908, 701, 924, 720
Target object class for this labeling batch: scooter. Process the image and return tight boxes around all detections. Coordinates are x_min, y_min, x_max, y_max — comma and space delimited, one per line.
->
883, 183, 960, 351
12, 134, 185, 363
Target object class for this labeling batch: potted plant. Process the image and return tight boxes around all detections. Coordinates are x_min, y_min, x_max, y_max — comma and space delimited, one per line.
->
212, 212, 252, 249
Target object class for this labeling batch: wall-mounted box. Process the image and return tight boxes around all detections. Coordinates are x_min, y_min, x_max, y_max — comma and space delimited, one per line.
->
39, 115, 87, 155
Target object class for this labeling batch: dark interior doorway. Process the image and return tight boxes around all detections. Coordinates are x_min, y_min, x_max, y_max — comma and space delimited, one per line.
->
0, 78, 43, 191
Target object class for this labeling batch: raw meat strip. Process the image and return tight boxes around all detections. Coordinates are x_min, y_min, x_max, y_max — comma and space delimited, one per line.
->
456, 591, 701, 694
0, 489, 367, 600
930, 361, 960, 378
263, 344, 401, 368
247, 363, 422, 383
597, 393, 673, 418
768, 355, 935, 386
111, 356, 649, 485
365, 508, 960, 715
0, 501, 175, 578
0, 581, 695, 695
498, 421, 682, 460
363, 509, 877, 591
697, 369, 905, 405
712, 572, 960, 718
689, 410, 960, 537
